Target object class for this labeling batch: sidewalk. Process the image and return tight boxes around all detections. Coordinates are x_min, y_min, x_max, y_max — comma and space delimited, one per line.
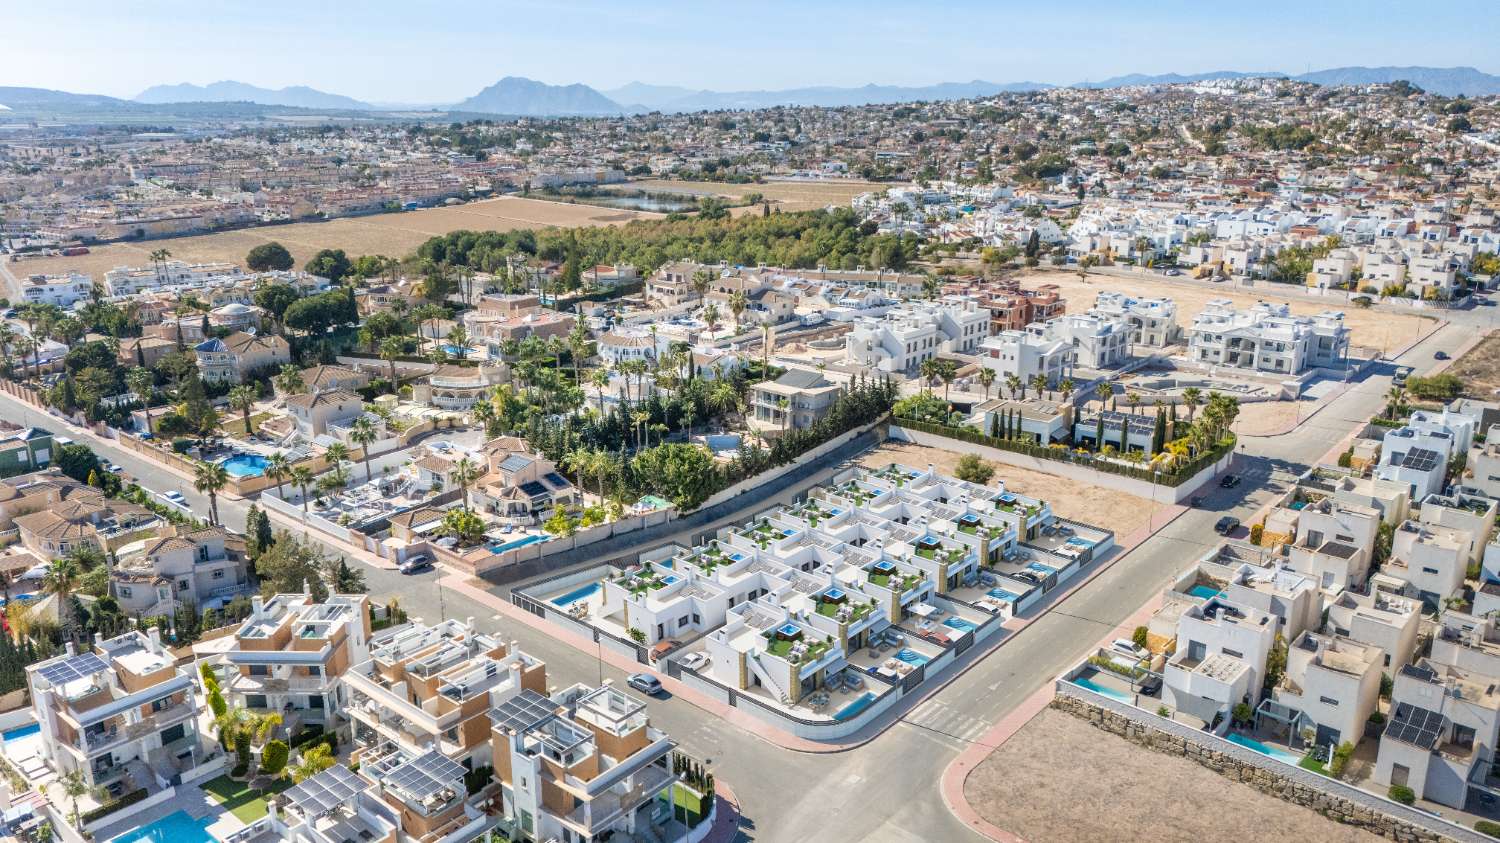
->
700, 782, 742, 843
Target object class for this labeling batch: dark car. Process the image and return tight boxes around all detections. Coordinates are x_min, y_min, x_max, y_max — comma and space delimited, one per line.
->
1219, 474, 1241, 489
1435, 350, 1450, 360
399, 554, 433, 575
1137, 675, 1163, 696
1215, 516, 1241, 535
1189, 496, 1205, 507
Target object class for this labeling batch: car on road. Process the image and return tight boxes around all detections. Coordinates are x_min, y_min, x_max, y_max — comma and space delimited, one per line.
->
1164, 269, 1181, 276
1189, 496, 1205, 507
398, 554, 432, 575
1214, 516, 1241, 535
105, 463, 122, 474
1434, 350, 1450, 360
1483, 299, 1497, 307
1219, 474, 1241, 489
627, 673, 663, 695
158, 491, 189, 510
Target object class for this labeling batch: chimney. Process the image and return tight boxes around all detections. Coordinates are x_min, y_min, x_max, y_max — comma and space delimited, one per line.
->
65, 641, 76, 657
464, 616, 474, 630
147, 626, 162, 650
251, 595, 264, 616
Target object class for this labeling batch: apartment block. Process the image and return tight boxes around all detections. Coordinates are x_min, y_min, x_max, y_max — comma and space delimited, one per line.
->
845, 298, 987, 374
1188, 299, 1350, 375
1324, 589, 1421, 672
978, 324, 1075, 387
1282, 498, 1380, 591
1090, 291, 1182, 347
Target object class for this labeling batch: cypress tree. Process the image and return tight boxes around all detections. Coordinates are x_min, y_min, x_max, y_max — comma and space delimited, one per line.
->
1095, 414, 1105, 451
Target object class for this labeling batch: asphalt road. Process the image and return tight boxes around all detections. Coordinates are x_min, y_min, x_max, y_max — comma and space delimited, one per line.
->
0, 319, 1469, 842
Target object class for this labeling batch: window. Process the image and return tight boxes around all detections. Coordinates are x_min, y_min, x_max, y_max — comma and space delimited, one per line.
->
1222, 648, 1244, 659
120, 587, 133, 598
1454, 724, 1476, 750
1421, 567, 1439, 576
212, 570, 225, 580
248, 664, 269, 676
1319, 696, 1339, 707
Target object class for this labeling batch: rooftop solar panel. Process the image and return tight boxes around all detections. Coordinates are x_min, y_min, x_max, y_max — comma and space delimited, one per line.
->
387, 750, 465, 800
493, 688, 557, 734
1401, 448, 1442, 472
284, 764, 364, 818
38, 652, 110, 686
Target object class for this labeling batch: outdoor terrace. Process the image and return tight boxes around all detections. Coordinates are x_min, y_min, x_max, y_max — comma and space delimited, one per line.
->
864, 559, 925, 594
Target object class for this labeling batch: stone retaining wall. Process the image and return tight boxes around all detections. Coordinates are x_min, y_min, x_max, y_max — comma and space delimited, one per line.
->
1051, 686, 1487, 843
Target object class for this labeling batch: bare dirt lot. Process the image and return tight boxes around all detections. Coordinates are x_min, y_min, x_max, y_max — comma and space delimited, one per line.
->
1011, 269, 1435, 356
627, 178, 887, 213
1447, 331, 1500, 397
858, 440, 1162, 536
965, 707, 1385, 843
8, 196, 657, 278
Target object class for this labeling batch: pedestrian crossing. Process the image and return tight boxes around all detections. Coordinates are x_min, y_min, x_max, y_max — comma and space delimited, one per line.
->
900, 698, 992, 743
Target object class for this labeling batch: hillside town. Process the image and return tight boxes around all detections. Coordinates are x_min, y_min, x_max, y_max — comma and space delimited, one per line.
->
3, 47, 1500, 843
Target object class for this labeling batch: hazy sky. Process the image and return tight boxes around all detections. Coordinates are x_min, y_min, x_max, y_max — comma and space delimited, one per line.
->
7, 0, 1499, 102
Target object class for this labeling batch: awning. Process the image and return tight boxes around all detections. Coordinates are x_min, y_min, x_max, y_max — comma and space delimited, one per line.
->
910, 603, 938, 618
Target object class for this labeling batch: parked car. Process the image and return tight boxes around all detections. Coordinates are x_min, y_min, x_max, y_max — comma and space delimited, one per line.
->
105, 463, 123, 474
1214, 516, 1241, 535
627, 673, 663, 695
159, 490, 189, 510
1219, 474, 1241, 489
1434, 350, 1450, 360
1137, 675, 1163, 696
399, 554, 433, 575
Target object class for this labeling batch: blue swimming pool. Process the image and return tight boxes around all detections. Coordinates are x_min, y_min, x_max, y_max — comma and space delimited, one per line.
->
894, 648, 929, 666
834, 691, 876, 721
550, 582, 600, 606
1187, 584, 1222, 600
2, 723, 38, 742
219, 453, 269, 478
942, 617, 978, 633
1066, 537, 1095, 549
441, 344, 470, 356
1225, 732, 1303, 764
986, 588, 1019, 602
1069, 676, 1133, 703
109, 810, 216, 843
489, 534, 549, 554
1026, 562, 1056, 575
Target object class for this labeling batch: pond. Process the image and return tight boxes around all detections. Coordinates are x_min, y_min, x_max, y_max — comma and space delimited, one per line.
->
582, 192, 701, 213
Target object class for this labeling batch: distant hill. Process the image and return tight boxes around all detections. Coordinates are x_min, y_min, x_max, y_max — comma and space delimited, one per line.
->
455, 77, 624, 117
611, 80, 1051, 113
135, 81, 374, 110
0, 86, 131, 109
601, 82, 697, 111
1292, 66, 1500, 96
1075, 70, 1284, 88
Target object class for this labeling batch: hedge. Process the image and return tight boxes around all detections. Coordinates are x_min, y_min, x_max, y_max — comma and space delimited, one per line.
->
1476, 819, 1500, 838
893, 417, 1235, 487
1388, 784, 1416, 805
80, 788, 148, 823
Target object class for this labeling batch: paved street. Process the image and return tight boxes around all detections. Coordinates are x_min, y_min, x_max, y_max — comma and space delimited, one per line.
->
0, 319, 1469, 842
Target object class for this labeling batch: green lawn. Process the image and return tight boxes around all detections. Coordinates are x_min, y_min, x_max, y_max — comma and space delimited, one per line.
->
1298, 753, 1329, 776
671, 783, 709, 828
201, 774, 292, 822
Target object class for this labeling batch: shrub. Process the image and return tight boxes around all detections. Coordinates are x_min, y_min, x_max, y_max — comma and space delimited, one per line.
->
1388, 784, 1416, 805
627, 627, 646, 644
1249, 523, 1264, 545
1157, 705, 1171, 717
231, 763, 249, 779
953, 453, 995, 484
1476, 819, 1500, 838
464, 764, 494, 795
80, 789, 148, 823
290, 726, 326, 749
1329, 741, 1355, 778
1232, 702, 1254, 726
1131, 626, 1149, 650
261, 739, 289, 776
1337, 449, 1353, 468
1087, 655, 1145, 679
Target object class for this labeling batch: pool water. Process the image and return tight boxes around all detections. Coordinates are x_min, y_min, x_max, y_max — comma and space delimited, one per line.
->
489, 534, 549, 554
219, 453, 270, 478
833, 691, 876, 721
942, 617, 978, 633
1026, 562, 1056, 575
1187, 585, 1222, 600
441, 344, 470, 356
986, 588, 1019, 602
1069, 676, 1133, 703
551, 582, 600, 606
894, 648, 929, 666
2, 723, 38, 742
1225, 732, 1303, 764
109, 810, 216, 843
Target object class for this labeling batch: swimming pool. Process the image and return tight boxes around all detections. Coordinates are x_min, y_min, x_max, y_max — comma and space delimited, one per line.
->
441, 344, 470, 356
550, 582, 600, 606
1187, 584, 1222, 600
986, 588, 1019, 602
1026, 562, 1056, 575
109, 810, 216, 843
489, 534, 549, 554
1069, 676, 1133, 703
894, 648, 929, 666
833, 691, 876, 721
1225, 732, 1303, 764
2, 723, 38, 742
219, 453, 269, 478
942, 617, 978, 633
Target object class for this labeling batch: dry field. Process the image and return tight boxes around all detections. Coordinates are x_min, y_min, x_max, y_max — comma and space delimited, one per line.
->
1232, 397, 1322, 436
1011, 270, 1434, 356
1447, 331, 1500, 398
965, 708, 1385, 843
858, 440, 1163, 536
9, 196, 657, 278
627, 178, 888, 212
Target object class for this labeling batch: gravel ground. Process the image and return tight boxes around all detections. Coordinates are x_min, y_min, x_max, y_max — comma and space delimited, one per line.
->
964, 708, 1385, 843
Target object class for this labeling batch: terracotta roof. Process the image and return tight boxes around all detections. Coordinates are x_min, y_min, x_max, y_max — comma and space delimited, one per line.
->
286, 389, 362, 410
414, 455, 454, 474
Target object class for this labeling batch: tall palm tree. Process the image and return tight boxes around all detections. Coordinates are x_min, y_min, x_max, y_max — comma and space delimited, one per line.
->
16, 334, 38, 381
978, 367, 995, 400
291, 466, 314, 512
777, 397, 791, 435
42, 557, 82, 642
266, 452, 290, 498
0, 321, 14, 378
936, 360, 957, 403
194, 461, 229, 526
691, 268, 714, 304
708, 379, 739, 426
126, 366, 154, 434
274, 364, 305, 396
728, 290, 748, 329
759, 323, 773, 375
349, 417, 377, 482
1030, 374, 1048, 401
323, 443, 350, 486
1059, 377, 1075, 405
446, 326, 470, 359
1181, 386, 1202, 422
451, 456, 479, 512
919, 358, 939, 395
568, 320, 590, 383
590, 368, 611, 416
1004, 373, 1022, 400
1126, 390, 1142, 415
227, 384, 258, 436
379, 335, 405, 387
702, 304, 721, 337
633, 411, 649, 448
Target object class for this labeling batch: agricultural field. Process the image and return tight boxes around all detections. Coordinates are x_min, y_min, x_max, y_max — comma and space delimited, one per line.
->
1011, 269, 1435, 356
7, 195, 658, 278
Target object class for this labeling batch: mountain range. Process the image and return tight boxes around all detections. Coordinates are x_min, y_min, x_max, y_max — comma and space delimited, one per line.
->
6, 65, 1499, 119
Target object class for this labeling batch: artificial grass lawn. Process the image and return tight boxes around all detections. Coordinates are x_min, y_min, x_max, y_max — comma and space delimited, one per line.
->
1297, 754, 1329, 776
201, 773, 292, 822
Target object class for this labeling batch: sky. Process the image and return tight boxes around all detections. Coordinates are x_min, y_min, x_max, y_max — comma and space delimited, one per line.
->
6, 0, 1500, 103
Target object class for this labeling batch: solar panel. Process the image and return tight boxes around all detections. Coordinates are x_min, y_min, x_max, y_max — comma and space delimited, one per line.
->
1384, 703, 1446, 749
387, 750, 465, 800
38, 653, 110, 686
493, 689, 557, 733
543, 472, 572, 489
1401, 448, 1441, 472
284, 764, 364, 818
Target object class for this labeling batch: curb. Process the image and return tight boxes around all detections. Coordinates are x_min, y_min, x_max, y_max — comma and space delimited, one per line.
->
701, 782, 742, 843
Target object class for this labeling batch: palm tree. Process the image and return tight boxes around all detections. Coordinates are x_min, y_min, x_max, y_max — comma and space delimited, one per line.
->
936, 360, 957, 403
691, 268, 714, 304
777, 397, 791, 435
590, 368, 611, 416
978, 367, 996, 400
291, 466, 314, 512
266, 452, 290, 498
446, 326, 470, 359
16, 334, 38, 381
919, 358, 939, 395
1059, 377, 1075, 404
126, 366, 154, 434
1181, 386, 1202, 422
1030, 373, 1048, 401
568, 320, 590, 383
1099, 381, 1118, 412
1385, 385, 1406, 420
708, 379, 739, 426
42, 557, 82, 642
759, 323, 773, 375
227, 384, 258, 435
290, 742, 336, 783
1004, 373, 1022, 400
0, 321, 14, 378
452, 456, 479, 512
702, 304, 721, 337
632, 411, 649, 448
1127, 391, 1142, 415
59, 770, 88, 829
349, 417, 378, 482
378, 335, 405, 387
194, 461, 230, 526
274, 364, 305, 396
728, 290, 748, 329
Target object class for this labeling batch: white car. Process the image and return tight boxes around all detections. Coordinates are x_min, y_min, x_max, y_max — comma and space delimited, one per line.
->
159, 491, 189, 510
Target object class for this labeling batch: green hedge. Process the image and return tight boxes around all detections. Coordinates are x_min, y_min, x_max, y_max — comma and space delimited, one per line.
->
1388, 784, 1416, 805
893, 417, 1234, 487
80, 788, 148, 823
1476, 819, 1500, 838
